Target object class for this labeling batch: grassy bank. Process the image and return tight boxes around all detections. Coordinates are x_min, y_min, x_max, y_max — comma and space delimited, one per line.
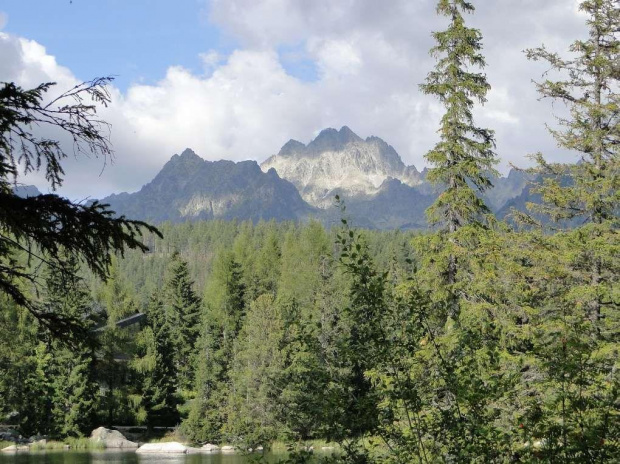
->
28, 439, 105, 451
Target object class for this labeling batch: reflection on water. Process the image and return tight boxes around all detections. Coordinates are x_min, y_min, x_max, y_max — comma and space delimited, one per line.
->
0, 451, 278, 464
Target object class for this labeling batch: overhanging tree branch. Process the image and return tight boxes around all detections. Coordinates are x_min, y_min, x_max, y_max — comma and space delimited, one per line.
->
0, 78, 162, 341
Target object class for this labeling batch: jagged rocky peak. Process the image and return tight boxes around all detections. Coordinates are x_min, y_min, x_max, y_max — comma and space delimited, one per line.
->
178, 147, 201, 159
364, 136, 401, 166
261, 126, 422, 209
100, 148, 313, 224
166, 148, 202, 163
307, 126, 363, 154
278, 139, 306, 157
277, 126, 363, 157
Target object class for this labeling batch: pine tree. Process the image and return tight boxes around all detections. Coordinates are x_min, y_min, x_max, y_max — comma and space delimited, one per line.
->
134, 294, 179, 430
420, 0, 498, 297
20, 342, 54, 437
96, 260, 141, 426
164, 252, 201, 391
0, 297, 39, 434
393, 2, 508, 459
0, 79, 160, 340
276, 298, 328, 440
225, 294, 285, 448
52, 347, 98, 437
183, 250, 245, 442
45, 258, 98, 437
254, 222, 281, 296
0, 288, 99, 439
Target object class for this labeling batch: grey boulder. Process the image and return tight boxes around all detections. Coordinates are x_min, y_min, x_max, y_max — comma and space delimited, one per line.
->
136, 442, 200, 454
90, 427, 138, 448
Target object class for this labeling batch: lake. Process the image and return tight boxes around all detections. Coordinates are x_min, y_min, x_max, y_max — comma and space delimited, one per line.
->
0, 451, 284, 464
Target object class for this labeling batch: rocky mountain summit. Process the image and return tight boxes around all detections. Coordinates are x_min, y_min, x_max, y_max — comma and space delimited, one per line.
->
100, 149, 313, 223
261, 126, 423, 208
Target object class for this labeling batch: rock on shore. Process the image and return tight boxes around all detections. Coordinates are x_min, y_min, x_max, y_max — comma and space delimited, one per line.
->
136, 442, 201, 454
201, 443, 220, 452
1, 445, 29, 452
90, 427, 138, 448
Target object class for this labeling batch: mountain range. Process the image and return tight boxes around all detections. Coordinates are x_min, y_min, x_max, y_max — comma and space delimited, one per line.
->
19, 127, 536, 229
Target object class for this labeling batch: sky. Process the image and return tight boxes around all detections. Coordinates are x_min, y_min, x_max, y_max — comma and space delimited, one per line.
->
0, 0, 587, 200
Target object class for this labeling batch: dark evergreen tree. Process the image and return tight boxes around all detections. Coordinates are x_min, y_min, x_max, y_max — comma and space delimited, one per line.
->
276, 297, 334, 441
45, 258, 98, 437
52, 347, 98, 437
19, 342, 54, 437
335, 228, 388, 441
164, 252, 201, 391
0, 297, 38, 434
225, 294, 285, 448
254, 222, 281, 296
95, 260, 142, 426
134, 294, 180, 430
183, 250, 245, 442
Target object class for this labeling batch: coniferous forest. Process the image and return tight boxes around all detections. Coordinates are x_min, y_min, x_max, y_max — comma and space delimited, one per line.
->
0, 1, 619, 463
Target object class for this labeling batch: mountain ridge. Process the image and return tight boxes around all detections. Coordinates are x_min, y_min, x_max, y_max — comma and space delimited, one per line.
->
101, 148, 314, 223
17, 127, 538, 230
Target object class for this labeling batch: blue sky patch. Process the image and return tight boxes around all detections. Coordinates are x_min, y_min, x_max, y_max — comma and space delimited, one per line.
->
0, 0, 236, 91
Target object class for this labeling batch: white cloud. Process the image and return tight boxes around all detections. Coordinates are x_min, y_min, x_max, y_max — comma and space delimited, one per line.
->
0, 0, 587, 199
309, 38, 363, 78
199, 50, 224, 71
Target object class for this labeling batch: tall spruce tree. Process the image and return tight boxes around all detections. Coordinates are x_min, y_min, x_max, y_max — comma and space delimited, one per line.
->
420, 0, 498, 296
407, 1, 509, 460
164, 253, 201, 391
96, 260, 141, 426
183, 250, 245, 442
0, 297, 39, 435
52, 346, 98, 437
276, 298, 330, 441
45, 258, 98, 437
134, 293, 179, 430
225, 294, 285, 448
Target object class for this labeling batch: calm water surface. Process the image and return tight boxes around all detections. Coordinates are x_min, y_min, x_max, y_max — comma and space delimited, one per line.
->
0, 451, 284, 464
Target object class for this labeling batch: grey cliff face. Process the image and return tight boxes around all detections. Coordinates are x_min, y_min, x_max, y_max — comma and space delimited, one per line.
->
261, 126, 423, 209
